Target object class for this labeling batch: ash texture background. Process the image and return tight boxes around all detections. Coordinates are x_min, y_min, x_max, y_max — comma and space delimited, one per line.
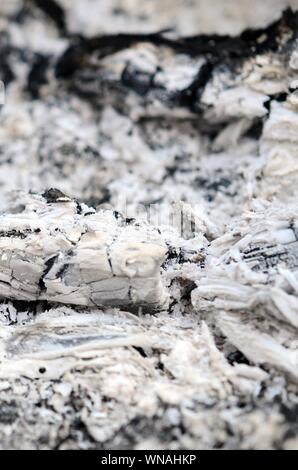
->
0, 0, 297, 450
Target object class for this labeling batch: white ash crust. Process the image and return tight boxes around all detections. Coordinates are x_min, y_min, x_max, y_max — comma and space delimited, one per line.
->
0, 305, 293, 450
191, 201, 298, 381
0, 192, 168, 310
56, 0, 298, 36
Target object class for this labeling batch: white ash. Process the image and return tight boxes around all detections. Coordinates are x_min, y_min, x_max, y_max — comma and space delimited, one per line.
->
0, 1, 297, 450
0, 191, 168, 310
57, 0, 298, 37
